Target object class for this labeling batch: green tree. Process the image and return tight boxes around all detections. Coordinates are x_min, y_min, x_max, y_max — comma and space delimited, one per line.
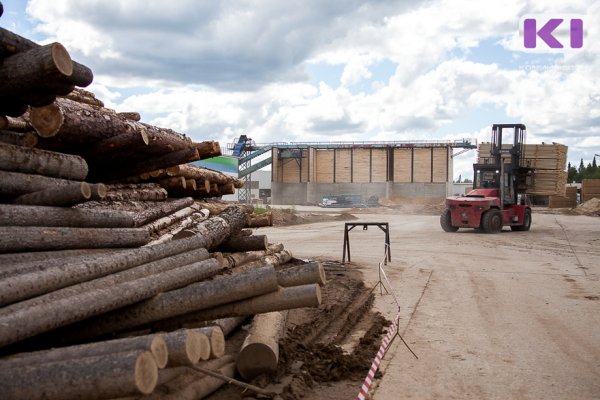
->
578, 158, 585, 174
593, 156, 597, 169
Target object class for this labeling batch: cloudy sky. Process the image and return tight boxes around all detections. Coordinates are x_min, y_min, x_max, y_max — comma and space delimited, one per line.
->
2, 0, 599, 179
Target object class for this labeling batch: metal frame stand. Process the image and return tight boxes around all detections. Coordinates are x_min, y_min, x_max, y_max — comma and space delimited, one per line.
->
342, 222, 391, 265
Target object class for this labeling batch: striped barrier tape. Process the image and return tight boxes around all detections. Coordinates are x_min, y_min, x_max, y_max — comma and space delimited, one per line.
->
356, 313, 400, 400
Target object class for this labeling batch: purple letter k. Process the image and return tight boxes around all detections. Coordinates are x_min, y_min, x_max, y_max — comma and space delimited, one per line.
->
524, 18, 563, 48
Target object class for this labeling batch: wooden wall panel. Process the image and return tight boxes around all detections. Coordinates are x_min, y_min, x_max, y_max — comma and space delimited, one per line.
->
371, 148, 387, 182
316, 150, 334, 183
393, 148, 412, 183
352, 148, 370, 183
335, 149, 352, 183
432, 147, 448, 183
413, 148, 432, 183
281, 158, 300, 183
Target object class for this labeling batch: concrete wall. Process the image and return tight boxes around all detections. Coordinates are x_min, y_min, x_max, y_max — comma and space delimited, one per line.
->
272, 182, 449, 205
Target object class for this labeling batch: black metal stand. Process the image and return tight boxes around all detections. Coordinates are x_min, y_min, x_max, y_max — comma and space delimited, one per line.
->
342, 222, 391, 265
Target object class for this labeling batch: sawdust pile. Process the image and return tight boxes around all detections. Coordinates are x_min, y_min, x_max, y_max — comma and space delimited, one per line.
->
574, 198, 600, 216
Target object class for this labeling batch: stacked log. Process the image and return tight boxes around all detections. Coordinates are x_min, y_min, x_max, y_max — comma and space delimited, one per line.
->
581, 179, 600, 203
478, 142, 568, 196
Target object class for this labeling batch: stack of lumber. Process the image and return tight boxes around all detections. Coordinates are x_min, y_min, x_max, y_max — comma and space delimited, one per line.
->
549, 186, 578, 208
478, 142, 568, 196
581, 179, 600, 203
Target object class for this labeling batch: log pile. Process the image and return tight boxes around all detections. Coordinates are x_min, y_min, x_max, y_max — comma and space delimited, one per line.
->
0, 9, 320, 399
478, 142, 568, 196
581, 179, 600, 203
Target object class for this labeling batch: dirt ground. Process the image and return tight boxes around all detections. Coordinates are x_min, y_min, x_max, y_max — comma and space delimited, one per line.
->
208, 204, 600, 399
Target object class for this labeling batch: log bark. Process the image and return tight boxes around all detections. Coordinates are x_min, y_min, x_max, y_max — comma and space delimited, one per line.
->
85, 129, 149, 157
0, 115, 31, 131
0, 259, 221, 347
167, 362, 236, 400
0, 142, 88, 180
0, 233, 210, 298
194, 326, 225, 359
133, 197, 194, 226
146, 211, 208, 246
104, 186, 168, 202
159, 176, 187, 191
168, 284, 322, 323
0, 169, 80, 196
0, 42, 73, 98
263, 249, 293, 265
276, 261, 327, 287
0, 204, 134, 227
0, 248, 110, 266
217, 234, 268, 252
13, 181, 92, 206
174, 164, 231, 185
61, 265, 279, 340
163, 329, 206, 367
61, 88, 104, 107
0, 248, 212, 310
0, 334, 168, 369
0, 226, 149, 253
220, 250, 265, 269
0, 350, 158, 400
246, 211, 272, 227
118, 111, 141, 121
218, 182, 235, 195
0, 129, 37, 147
237, 311, 288, 381
195, 201, 254, 216
143, 206, 197, 234
28, 101, 64, 137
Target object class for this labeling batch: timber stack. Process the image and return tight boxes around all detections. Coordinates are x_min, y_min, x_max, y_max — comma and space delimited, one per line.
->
0, 9, 319, 400
581, 179, 600, 203
478, 142, 568, 196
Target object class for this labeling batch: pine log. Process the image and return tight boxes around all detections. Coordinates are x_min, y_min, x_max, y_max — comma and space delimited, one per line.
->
91, 183, 108, 199
0, 233, 209, 296
118, 111, 141, 121
237, 311, 288, 381
146, 212, 208, 246
133, 197, 194, 226
0, 42, 73, 98
0, 259, 221, 347
0, 226, 149, 253
208, 183, 219, 197
13, 181, 92, 206
263, 249, 293, 265
0, 204, 134, 227
276, 261, 327, 287
166, 362, 236, 400
218, 182, 235, 195
0, 247, 211, 309
163, 329, 206, 367
175, 164, 230, 185
218, 234, 268, 252
0, 129, 37, 147
86, 129, 149, 156
159, 176, 186, 191
169, 284, 322, 323
104, 187, 168, 202
61, 88, 104, 107
143, 206, 197, 234
0, 115, 31, 131
195, 201, 254, 216
0, 142, 88, 180
194, 140, 222, 159
0, 350, 158, 400
194, 326, 225, 359
246, 211, 272, 227
0, 248, 110, 266
0, 169, 80, 196
62, 265, 279, 340
0, 334, 168, 369
28, 101, 64, 137
143, 124, 195, 156
207, 317, 248, 336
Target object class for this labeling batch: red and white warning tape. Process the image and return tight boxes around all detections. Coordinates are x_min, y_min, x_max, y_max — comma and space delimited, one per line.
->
356, 313, 400, 400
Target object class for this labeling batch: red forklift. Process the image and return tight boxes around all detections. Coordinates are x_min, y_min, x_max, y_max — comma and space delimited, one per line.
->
441, 124, 534, 233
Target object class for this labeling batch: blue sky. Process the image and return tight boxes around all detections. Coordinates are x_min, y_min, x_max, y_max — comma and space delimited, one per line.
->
2, 0, 599, 179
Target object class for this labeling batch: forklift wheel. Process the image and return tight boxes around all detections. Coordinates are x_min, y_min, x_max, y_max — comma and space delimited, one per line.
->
440, 208, 458, 232
511, 209, 532, 231
481, 209, 502, 233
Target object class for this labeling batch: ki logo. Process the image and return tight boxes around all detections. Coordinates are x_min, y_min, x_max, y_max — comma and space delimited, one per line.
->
520, 15, 585, 51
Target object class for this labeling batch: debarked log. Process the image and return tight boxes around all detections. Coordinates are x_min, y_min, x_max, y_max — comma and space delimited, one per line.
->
0, 350, 158, 400
0, 259, 222, 347
236, 311, 288, 381
60, 265, 279, 340
0, 226, 149, 253
0, 333, 168, 370
0, 204, 135, 227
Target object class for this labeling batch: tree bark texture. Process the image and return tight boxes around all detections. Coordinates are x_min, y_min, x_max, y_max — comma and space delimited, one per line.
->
0, 333, 168, 370
61, 265, 279, 340
0, 350, 158, 400
163, 329, 206, 367
104, 187, 168, 202
145, 211, 208, 246
0, 42, 72, 98
118, 111, 141, 121
236, 311, 288, 381
166, 284, 322, 324
0, 169, 80, 196
61, 88, 104, 107
0, 114, 31, 131
13, 181, 92, 206
276, 261, 327, 287
133, 197, 194, 226
0, 248, 212, 310
164, 362, 236, 400
217, 234, 268, 253
85, 129, 149, 157
246, 212, 272, 227
0, 259, 221, 347
0, 129, 37, 147
0, 204, 134, 228
0, 248, 110, 266
0, 142, 88, 180
143, 206, 197, 234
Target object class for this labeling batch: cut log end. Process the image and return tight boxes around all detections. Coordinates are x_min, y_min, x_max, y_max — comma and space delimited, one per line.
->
30, 102, 64, 137
81, 182, 92, 199
151, 335, 169, 369
135, 351, 159, 395
237, 343, 278, 381
51, 42, 74, 76
209, 329, 225, 359
196, 332, 211, 361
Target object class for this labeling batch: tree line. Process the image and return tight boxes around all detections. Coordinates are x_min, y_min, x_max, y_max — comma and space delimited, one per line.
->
567, 157, 600, 182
